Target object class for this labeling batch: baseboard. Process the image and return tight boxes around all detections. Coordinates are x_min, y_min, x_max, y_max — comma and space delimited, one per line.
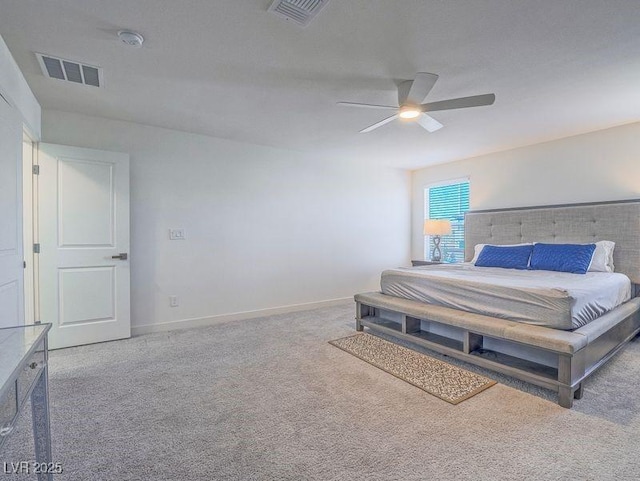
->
131, 297, 352, 336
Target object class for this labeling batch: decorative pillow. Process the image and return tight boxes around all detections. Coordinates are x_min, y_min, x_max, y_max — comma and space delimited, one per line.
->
530, 243, 596, 274
475, 244, 534, 270
588, 241, 615, 273
471, 243, 532, 264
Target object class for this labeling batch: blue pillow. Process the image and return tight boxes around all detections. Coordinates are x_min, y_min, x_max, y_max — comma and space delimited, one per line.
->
475, 245, 533, 270
529, 243, 596, 274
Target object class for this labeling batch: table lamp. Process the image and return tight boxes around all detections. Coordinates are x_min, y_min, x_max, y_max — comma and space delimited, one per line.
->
423, 219, 452, 262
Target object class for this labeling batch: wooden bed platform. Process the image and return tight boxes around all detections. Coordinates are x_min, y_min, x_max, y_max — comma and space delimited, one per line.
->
355, 292, 640, 407
355, 200, 640, 407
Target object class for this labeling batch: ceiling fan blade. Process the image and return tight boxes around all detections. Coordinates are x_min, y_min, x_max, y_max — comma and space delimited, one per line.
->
421, 93, 496, 112
359, 114, 399, 133
417, 114, 443, 133
402, 72, 439, 104
337, 102, 398, 110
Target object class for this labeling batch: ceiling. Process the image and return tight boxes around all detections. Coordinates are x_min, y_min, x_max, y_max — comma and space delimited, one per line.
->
1, 0, 639, 169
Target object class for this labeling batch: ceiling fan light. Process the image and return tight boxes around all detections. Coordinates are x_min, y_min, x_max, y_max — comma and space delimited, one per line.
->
399, 108, 421, 119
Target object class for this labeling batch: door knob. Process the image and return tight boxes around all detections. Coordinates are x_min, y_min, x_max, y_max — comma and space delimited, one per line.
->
111, 253, 128, 260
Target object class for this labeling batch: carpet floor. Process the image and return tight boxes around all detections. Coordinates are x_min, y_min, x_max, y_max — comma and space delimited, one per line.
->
2, 300, 640, 480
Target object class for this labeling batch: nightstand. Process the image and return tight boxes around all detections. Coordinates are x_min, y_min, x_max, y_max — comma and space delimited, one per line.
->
411, 260, 442, 267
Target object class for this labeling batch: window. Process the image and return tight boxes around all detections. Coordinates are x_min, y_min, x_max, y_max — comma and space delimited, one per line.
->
424, 180, 470, 263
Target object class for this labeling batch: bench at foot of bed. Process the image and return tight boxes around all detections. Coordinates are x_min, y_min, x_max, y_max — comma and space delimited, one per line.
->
354, 292, 640, 408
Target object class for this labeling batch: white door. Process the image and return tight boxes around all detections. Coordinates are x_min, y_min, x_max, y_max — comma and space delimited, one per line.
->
0, 94, 24, 328
38, 143, 130, 349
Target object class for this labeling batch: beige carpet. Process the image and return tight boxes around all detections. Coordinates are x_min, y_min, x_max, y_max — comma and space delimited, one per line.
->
330, 333, 495, 404
3, 300, 640, 480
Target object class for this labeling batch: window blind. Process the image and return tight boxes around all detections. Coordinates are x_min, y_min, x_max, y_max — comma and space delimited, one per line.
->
425, 181, 470, 262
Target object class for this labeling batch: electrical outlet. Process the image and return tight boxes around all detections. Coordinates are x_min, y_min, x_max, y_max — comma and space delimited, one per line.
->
169, 229, 186, 240
169, 295, 179, 307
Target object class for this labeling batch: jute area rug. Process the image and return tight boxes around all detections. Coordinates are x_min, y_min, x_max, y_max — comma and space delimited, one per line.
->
330, 333, 496, 405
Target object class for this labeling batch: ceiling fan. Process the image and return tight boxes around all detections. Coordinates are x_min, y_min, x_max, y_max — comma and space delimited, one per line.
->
338, 72, 495, 133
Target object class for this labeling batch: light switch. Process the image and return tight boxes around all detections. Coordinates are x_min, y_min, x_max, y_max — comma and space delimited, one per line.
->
169, 229, 186, 240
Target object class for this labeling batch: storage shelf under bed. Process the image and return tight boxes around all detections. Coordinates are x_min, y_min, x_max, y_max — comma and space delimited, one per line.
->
360, 316, 464, 352
359, 313, 559, 386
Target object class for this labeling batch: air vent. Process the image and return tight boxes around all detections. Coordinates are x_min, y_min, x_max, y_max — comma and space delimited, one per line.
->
268, 0, 330, 27
35, 53, 103, 87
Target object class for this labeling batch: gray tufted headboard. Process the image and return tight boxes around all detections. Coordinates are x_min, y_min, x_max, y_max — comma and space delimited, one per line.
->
464, 200, 640, 284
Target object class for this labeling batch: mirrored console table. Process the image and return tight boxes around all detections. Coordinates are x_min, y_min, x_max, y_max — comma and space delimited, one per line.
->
0, 324, 53, 480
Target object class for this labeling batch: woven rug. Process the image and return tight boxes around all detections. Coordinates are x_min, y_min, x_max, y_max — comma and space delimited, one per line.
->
329, 333, 496, 405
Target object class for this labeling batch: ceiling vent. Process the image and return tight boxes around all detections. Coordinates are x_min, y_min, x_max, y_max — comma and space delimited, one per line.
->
268, 0, 330, 27
35, 53, 103, 87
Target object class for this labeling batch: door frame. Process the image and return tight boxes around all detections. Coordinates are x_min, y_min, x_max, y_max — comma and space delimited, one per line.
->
22, 127, 37, 325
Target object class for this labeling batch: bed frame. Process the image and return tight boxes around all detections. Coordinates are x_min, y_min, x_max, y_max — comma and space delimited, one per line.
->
354, 200, 640, 407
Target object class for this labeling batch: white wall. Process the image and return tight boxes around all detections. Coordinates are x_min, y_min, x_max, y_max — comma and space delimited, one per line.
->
43, 110, 410, 331
0, 34, 40, 327
411, 121, 640, 258
0, 35, 40, 139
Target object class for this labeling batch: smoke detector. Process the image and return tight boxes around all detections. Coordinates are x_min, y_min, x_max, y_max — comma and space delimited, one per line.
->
35, 53, 103, 87
268, 0, 330, 27
118, 30, 144, 47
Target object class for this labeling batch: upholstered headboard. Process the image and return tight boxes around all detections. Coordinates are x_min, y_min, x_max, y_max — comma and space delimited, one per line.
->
464, 200, 640, 284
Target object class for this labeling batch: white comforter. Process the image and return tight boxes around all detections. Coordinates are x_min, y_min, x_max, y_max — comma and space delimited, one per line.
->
380, 263, 631, 329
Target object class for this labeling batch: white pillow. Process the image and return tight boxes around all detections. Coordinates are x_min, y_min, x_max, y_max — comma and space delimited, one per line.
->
588, 240, 615, 273
470, 243, 533, 264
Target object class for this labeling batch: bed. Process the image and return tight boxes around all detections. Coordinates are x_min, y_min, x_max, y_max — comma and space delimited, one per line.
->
354, 200, 640, 407
380, 264, 632, 330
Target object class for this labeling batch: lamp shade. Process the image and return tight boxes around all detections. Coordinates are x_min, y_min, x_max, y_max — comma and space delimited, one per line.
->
423, 219, 452, 236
